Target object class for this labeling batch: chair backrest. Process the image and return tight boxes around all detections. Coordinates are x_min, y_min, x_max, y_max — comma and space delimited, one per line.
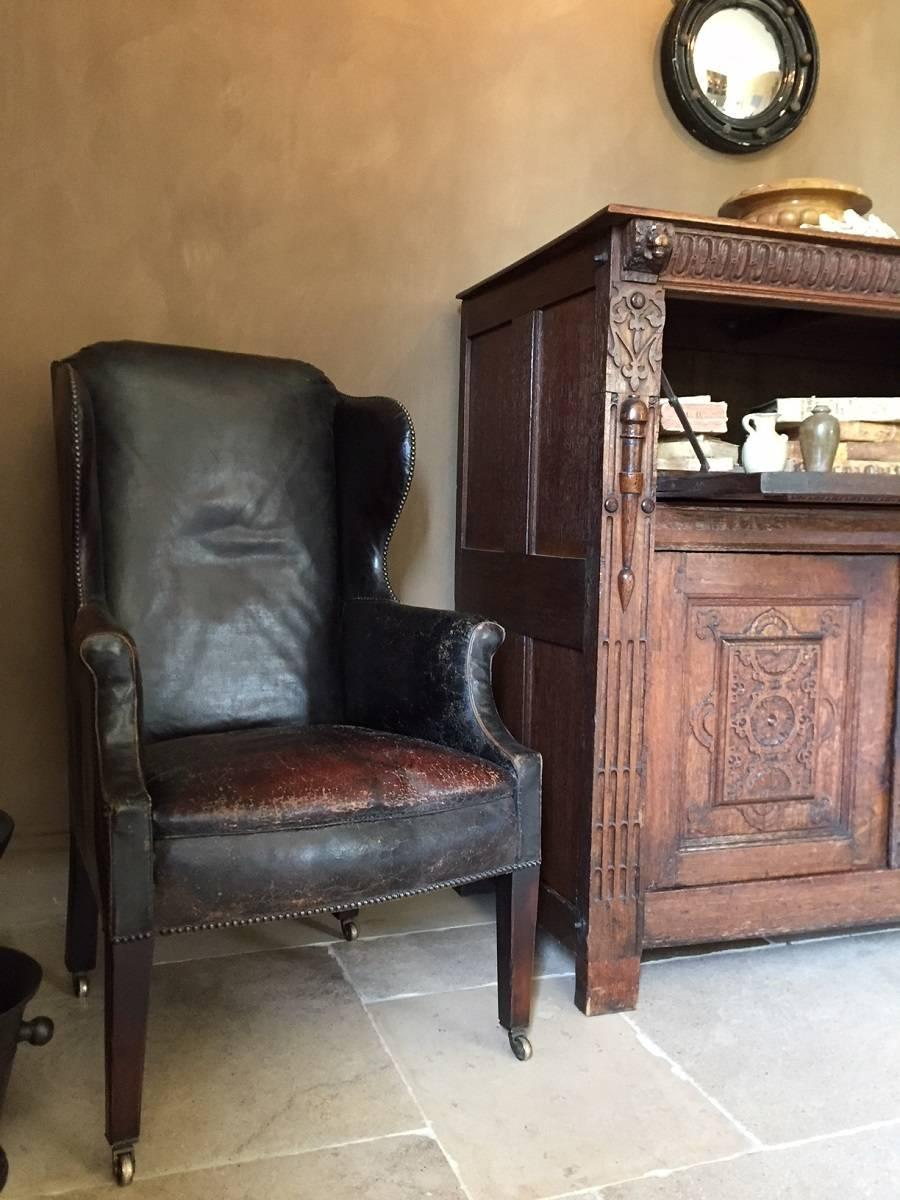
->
63, 342, 345, 741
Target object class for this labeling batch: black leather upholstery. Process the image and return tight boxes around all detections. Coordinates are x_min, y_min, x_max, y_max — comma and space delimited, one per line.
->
74, 342, 343, 741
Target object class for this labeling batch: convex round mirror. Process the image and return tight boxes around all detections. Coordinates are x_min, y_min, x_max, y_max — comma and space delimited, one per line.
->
661, 0, 819, 154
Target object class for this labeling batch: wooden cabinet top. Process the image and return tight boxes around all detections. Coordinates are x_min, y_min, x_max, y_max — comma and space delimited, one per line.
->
458, 204, 900, 317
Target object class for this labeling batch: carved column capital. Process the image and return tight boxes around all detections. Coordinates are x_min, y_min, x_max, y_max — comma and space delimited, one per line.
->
622, 218, 675, 275
606, 282, 666, 396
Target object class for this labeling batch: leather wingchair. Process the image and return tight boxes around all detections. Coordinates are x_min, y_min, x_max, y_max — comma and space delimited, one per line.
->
52, 341, 541, 1187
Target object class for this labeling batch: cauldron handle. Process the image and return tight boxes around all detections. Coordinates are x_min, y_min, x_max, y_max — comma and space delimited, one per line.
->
17, 1017, 53, 1047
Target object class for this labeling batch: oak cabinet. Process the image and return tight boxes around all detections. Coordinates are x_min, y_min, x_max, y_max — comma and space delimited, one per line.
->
456, 205, 900, 1015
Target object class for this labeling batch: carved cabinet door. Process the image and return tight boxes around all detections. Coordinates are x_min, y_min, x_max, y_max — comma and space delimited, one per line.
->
645, 552, 898, 889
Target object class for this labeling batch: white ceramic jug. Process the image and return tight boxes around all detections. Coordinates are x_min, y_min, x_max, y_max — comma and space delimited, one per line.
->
741, 413, 788, 473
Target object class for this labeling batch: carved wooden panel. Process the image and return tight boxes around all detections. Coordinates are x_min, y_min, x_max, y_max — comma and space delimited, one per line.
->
664, 229, 900, 308
645, 552, 897, 890
605, 283, 665, 396
687, 604, 847, 843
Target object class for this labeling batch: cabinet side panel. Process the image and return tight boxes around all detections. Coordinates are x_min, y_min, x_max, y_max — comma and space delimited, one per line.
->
534, 290, 600, 557
461, 321, 532, 552
530, 640, 592, 904
491, 631, 528, 745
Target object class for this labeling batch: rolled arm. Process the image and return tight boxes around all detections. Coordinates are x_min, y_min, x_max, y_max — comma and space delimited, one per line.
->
75, 604, 149, 805
342, 599, 539, 778
72, 603, 154, 940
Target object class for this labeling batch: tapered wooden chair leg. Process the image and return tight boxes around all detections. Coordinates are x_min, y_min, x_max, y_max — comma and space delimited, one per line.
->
65, 835, 98, 998
496, 864, 539, 1060
105, 936, 153, 1186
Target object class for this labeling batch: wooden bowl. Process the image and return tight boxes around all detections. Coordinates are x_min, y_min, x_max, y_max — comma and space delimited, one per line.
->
718, 178, 872, 228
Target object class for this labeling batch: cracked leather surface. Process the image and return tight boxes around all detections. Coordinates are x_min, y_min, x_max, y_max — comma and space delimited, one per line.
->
146, 724, 513, 837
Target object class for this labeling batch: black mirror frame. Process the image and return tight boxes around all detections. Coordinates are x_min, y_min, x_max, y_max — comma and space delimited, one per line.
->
661, 0, 819, 155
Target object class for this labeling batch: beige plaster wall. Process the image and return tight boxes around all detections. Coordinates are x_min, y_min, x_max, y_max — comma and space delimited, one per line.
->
2, 0, 899, 837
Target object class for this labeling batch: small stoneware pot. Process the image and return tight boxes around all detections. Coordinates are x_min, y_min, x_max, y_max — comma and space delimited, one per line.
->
799, 404, 840, 471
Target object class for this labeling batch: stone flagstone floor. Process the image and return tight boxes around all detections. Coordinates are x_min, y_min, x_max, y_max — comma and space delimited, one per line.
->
1, 843, 898, 1198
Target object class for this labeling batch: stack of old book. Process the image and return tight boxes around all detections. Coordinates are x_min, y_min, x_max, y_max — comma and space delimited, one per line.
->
777, 397, 900, 474
657, 394, 738, 472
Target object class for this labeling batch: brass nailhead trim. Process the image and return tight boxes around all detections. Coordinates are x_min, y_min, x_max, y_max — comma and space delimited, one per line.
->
382, 401, 415, 600
110, 860, 541, 942
69, 368, 85, 607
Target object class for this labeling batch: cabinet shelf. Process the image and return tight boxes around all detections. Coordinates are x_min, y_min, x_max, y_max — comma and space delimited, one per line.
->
657, 470, 900, 505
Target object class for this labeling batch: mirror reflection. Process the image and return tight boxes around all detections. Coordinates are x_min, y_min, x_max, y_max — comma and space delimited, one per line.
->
692, 8, 784, 119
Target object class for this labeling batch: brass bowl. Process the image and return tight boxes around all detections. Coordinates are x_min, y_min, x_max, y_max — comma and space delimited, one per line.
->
718, 178, 872, 228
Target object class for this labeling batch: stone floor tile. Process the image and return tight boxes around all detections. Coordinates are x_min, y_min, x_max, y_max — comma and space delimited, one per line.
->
597, 1122, 900, 1198
0, 845, 67, 930
0, 946, 419, 1196
370, 975, 750, 1200
352, 886, 496, 937
633, 930, 900, 1143
10, 1133, 467, 1200
335, 922, 574, 1002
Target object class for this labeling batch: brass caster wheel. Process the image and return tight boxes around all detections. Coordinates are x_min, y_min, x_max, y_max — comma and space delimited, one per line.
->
508, 1031, 533, 1061
72, 974, 89, 999
112, 1149, 135, 1187
334, 909, 360, 941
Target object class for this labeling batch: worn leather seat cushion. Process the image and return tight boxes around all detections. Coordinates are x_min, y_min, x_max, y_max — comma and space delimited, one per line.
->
147, 724, 514, 838
148, 724, 521, 932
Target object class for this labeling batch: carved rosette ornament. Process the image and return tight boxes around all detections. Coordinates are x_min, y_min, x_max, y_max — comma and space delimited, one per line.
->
607, 286, 665, 393
622, 219, 675, 275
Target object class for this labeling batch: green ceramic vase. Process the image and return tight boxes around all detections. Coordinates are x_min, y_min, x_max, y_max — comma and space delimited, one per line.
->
799, 404, 840, 471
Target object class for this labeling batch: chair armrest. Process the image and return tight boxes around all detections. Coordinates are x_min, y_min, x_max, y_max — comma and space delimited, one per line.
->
342, 599, 539, 779
343, 600, 541, 861
74, 604, 149, 806
73, 603, 154, 940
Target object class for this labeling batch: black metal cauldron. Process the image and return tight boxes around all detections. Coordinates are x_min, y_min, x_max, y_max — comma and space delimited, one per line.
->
0, 813, 54, 1192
